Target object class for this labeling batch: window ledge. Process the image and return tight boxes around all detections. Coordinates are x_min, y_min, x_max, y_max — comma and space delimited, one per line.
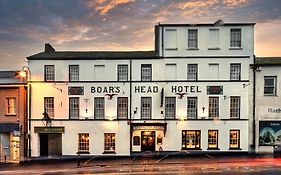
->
103, 151, 116, 154
181, 148, 202, 150
5, 114, 17, 116
229, 47, 243, 50
77, 151, 90, 154
229, 148, 241, 150
207, 148, 220, 150
264, 94, 278, 97
208, 48, 220, 50
187, 48, 199, 50
165, 48, 178, 50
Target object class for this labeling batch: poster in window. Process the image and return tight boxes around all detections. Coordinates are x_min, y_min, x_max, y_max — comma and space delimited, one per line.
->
133, 136, 140, 145
259, 121, 281, 146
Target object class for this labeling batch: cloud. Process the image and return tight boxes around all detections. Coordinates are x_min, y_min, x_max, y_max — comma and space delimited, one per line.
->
85, 0, 135, 16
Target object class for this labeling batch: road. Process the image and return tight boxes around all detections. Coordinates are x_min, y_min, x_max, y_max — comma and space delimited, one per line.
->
1, 156, 281, 174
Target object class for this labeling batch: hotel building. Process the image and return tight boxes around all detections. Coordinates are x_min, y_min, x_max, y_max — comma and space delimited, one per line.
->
27, 20, 255, 157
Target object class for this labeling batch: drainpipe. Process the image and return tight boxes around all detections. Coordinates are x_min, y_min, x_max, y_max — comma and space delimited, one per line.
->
252, 54, 256, 154
129, 58, 132, 153
28, 84, 32, 157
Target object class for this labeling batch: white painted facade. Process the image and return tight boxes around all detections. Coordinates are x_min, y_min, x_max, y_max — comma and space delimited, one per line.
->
254, 58, 281, 153
27, 21, 255, 157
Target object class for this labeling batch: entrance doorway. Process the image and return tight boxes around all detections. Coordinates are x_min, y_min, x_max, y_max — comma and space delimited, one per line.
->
39, 133, 62, 156
141, 131, 155, 152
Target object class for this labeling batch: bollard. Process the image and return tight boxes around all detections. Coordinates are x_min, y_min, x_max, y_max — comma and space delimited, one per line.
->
77, 152, 80, 166
4, 155, 7, 163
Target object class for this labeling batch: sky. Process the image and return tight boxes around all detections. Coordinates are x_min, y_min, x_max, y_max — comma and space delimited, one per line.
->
0, 0, 281, 70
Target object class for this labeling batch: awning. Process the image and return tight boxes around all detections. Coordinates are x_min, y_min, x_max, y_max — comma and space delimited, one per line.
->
130, 123, 167, 136
0, 123, 19, 132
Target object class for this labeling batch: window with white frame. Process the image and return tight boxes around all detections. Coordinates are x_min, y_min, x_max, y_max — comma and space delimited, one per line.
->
44, 65, 55, 81
230, 29, 241, 48
165, 64, 177, 80
208, 29, 219, 49
118, 65, 128, 81
208, 130, 218, 149
165, 97, 176, 119
94, 65, 105, 81
264, 76, 277, 95
188, 29, 198, 48
104, 133, 115, 152
165, 29, 177, 50
117, 97, 128, 119
229, 130, 240, 149
6, 97, 16, 115
230, 64, 241, 80
187, 97, 197, 119
182, 130, 201, 149
78, 133, 89, 152
94, 97, 104, 119
141, 64, 152, 81
141, 97, 152, 119
187, 64, 198, 80
230, 96, 240, 119
209, 97, 219, 119
69, 65, 79, 81
44, 97, 54, 118
69, 97, 79, 119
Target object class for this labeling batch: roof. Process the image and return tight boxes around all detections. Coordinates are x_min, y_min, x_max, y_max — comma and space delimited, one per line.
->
27, 51, 159, 60
255, 57, 281, 65
157, 21, 255, 27
0, 71, 27, 84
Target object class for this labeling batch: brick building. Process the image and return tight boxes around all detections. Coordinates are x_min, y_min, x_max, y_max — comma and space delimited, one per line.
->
0, 71, 27, 162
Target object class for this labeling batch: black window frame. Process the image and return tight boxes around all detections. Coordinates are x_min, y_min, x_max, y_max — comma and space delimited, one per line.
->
141, 64, 152, 81
69, 65, 79, 82
44, 65, 55, 81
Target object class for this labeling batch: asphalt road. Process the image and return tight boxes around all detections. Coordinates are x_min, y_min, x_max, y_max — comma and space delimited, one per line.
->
1, 156, 281, 174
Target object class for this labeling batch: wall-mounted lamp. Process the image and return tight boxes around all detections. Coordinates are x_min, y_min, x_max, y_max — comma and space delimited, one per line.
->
134, 107, 138, 114
177, 116, 185, 124
176, 92, 187, 99
52, 85, 62, 92
223, 95, 230, 100
243, 83, 250, 88
105, 93, 117, 100
84, 98, 89, 113
202, 107, 205, 113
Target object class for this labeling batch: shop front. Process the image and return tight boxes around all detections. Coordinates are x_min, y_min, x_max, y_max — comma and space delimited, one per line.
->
131, 123, 166, 152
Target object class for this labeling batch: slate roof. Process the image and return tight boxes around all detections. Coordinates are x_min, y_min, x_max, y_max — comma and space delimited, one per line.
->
255, 57, 281, 65
0, 71, 27, 84
27, 51, 159, 60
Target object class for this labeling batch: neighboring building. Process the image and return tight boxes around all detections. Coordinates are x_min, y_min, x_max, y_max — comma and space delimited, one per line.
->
0, 71, 27, 162
27, 20, 255, 157
254, 57, 281, 153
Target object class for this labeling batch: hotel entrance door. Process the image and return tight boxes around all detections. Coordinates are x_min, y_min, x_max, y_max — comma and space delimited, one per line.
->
141, 131, 155, 152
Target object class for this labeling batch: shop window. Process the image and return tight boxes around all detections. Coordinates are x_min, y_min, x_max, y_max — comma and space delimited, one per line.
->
104, 133, 115, 153
78, 133, 89, 153
208, 130, 218, 149
229, 130, 240, 149
182, 130, 201, 149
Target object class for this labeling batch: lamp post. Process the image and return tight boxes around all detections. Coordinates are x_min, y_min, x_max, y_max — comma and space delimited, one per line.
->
19, 66, 32, 157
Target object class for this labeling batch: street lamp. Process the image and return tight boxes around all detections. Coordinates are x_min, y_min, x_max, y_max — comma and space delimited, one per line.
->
19, 66, 32, 157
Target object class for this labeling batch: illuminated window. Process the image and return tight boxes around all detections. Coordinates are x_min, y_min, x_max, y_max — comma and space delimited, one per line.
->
69, 65, 79, 81
94, 97, 104, 119
230, 97, 240, 119
187, 64, 198, 80
230, 29, 241, 48
44, 97, 54, 118
141, 64, 152, 81
118, 65, 128, 81
69, 97, 79, 119
209, 97, 219, 119
44, 65, 55, 81
104, 133, 115, 152
230, 64, 241, 80
188, 29, 198, 48
182, 130, 201, 149
141, 97, 152, 119
187, 97, 197, 119
78, 133, 89, 152
264, 76, 277, 95
229, 130, 240, 149
208, 130, 218, 149
6, 97, 16, 115
165, 97, 176, 119
117, 97, 128, 119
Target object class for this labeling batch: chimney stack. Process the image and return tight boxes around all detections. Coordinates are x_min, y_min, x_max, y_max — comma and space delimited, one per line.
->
44, 43, 55, 53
